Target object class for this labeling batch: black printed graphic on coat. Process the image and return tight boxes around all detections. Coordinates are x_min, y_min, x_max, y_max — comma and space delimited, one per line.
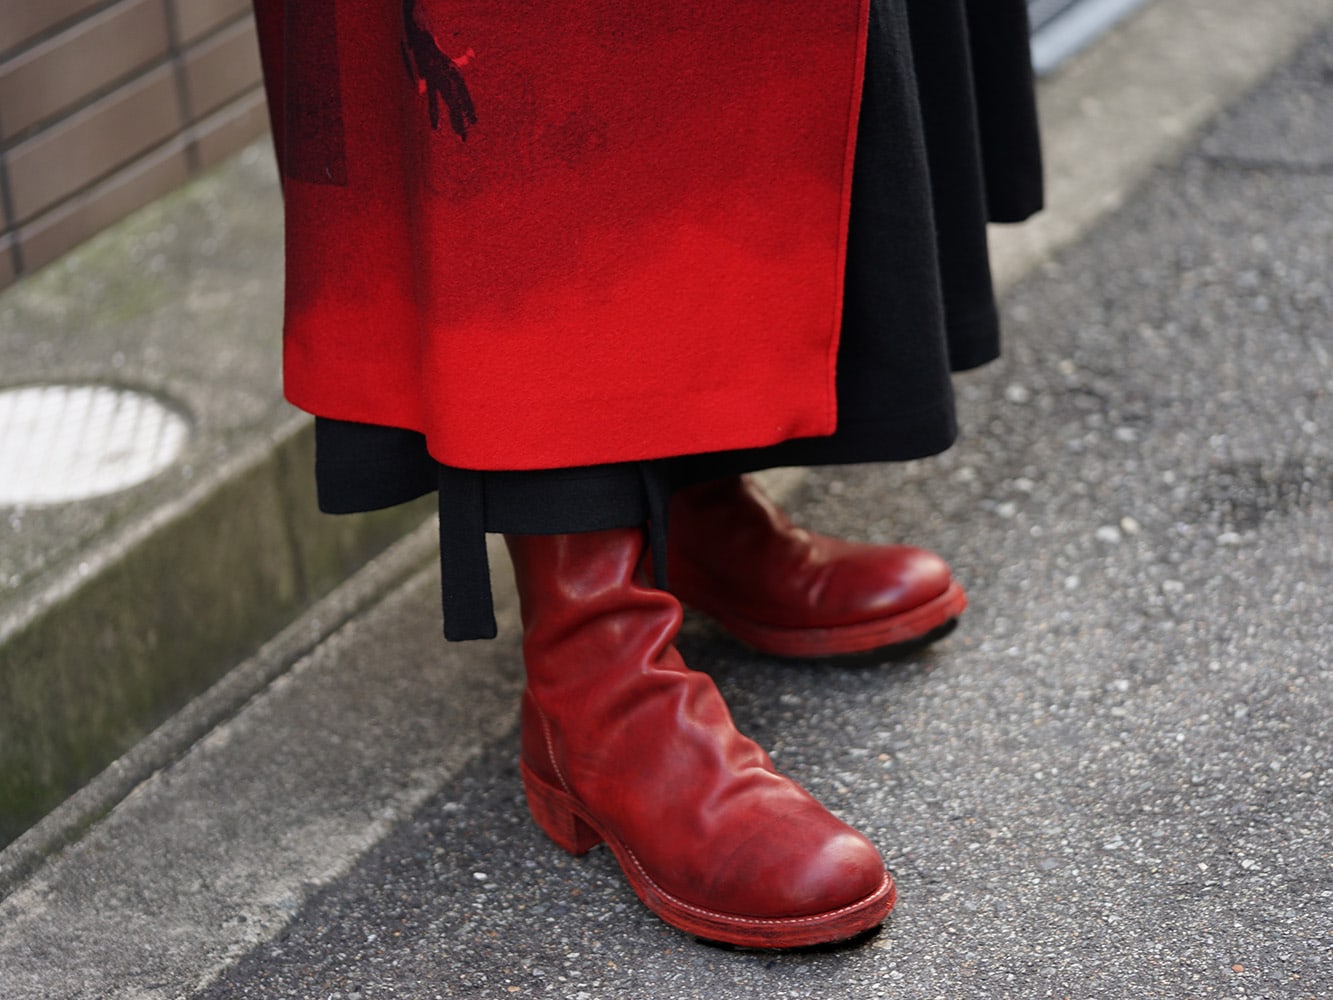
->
284, 0, 348, 185
401, 0, 478, 141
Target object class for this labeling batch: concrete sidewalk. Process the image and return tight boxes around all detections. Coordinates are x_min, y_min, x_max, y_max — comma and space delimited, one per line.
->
1, 2, 1330, 997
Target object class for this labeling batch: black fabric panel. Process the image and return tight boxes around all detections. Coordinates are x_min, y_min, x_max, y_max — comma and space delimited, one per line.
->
966, 0, 1045, 221
905, 0, 1001, 371
315, 419, 435, 514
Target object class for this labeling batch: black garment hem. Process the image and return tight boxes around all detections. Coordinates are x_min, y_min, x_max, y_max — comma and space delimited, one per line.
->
315, 394, 964, 641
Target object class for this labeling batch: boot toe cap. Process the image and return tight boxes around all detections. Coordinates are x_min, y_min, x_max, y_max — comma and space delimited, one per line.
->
819, 543, 954, 624
774, 827, 889, 917
706, 809, 888, 919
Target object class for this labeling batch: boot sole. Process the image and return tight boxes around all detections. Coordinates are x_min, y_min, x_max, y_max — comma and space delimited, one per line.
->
521, 760, 897, 948
695, 580, 968, 659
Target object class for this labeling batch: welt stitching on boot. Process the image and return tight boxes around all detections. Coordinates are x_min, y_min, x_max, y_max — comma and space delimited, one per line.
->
666, 475, 968, 657
505, 528, 895, 947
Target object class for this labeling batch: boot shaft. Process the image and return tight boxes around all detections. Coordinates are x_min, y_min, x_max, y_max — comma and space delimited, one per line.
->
505, 528, 683, 689
505, 527, 761, 773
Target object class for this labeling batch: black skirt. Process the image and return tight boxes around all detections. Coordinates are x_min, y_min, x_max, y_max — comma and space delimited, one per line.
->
313, 0, 1044, 640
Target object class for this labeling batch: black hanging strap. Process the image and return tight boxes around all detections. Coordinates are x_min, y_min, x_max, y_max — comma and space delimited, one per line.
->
436, 465, 497, 641
638, 461, 671, 592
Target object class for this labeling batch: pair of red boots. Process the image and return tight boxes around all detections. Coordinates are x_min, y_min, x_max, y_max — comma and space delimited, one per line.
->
504, 475, 967, 948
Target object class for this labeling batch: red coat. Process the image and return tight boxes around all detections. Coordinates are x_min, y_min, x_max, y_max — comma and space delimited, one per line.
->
255, 0, 869, 470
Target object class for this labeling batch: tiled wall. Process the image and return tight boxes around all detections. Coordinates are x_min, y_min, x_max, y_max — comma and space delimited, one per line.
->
0, 0, 267, 290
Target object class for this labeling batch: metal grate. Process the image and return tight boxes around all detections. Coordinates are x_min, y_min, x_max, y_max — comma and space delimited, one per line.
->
0, 384, 190, 505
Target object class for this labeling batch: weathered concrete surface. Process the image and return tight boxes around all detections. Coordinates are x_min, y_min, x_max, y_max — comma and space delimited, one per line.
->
0, 2, 1329, 998
0, 147, 433, 846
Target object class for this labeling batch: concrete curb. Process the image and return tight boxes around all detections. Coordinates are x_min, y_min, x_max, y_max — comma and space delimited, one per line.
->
0, 141, 437, 846
0, 512, 440, 898
0, 408, 433, 845
0, 530, 527, 998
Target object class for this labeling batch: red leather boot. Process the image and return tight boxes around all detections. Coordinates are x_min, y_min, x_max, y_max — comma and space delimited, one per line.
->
667, 476, 967, 658
505, 528, 895, 948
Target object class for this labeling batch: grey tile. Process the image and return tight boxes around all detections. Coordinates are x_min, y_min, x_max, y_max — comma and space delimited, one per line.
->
172, 0, 251, 46
182, 15, 261, 119
0, 0, 169, 137
193, 87, 269, 170
16, 137, 190, 273
0, 0, 103, 56
0, 231, 16, 289
7, 65, 182, 223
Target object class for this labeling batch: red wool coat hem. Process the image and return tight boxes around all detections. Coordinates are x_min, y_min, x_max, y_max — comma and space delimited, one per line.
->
257, 1, 871, 471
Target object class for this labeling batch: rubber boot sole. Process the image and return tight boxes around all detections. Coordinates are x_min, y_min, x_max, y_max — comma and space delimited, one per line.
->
521, 760, 896, 949
691, 580, 968, 659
